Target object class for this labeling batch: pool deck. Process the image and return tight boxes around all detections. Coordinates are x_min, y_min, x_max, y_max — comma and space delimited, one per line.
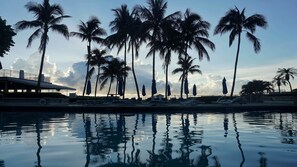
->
0, 102, 296, 113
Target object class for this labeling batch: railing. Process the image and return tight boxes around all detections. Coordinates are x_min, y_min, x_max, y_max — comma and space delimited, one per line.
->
0, 69, 51, 82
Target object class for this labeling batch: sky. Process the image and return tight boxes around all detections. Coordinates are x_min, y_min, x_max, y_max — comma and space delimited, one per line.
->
0, 0, 297, 98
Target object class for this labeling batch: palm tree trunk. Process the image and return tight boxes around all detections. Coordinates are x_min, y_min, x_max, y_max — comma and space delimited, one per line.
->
83, 42, 91, 96
123, 40, 127, 99
152, 50, 156, 98
278, 85, 281, 93
186, 76, 189, 99
36, 37, 47, 93
132, 44, 140, 99
94, 66, 100, 97
107, 78, 112, 96
165, 64, 168, 100
288, 80, 293, 92
230, 34, 241, 97
180, 74, 184, 99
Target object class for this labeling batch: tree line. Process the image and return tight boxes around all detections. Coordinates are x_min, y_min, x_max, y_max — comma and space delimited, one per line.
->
8, 0, 297, 99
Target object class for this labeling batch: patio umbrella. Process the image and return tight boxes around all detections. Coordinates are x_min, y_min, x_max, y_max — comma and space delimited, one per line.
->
86, 80, 91, 95
167, 84, 171, 96
142, 84, 146, 96
193, 84, 197, 96
152, 79, 157, 95
222, 77, 228, 95
184, 78, 189, 95
118, 79, 123, 96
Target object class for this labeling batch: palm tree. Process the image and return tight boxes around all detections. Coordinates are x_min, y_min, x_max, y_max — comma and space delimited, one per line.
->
89, 49, 108, 97
100, 57, 130, 96
128, 10, 147, 99
105, 4, 133, 99
214, 7, 267, 97
148, 19, 184, 99
272, 75, 287, 93
136, 0, 180, 97
15, 0, 70, 92
71, 16, 106, 96
276, 68, 297, 92
172, 55, 202, 98
177, 9, 215, 98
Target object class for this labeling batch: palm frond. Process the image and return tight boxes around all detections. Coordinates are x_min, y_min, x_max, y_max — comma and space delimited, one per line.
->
50, 24, 69, 39
27, 28, 42, 48
246, 32, 261, 53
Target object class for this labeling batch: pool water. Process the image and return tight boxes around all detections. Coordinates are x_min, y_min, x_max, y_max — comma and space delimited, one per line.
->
0, 111, 296, 167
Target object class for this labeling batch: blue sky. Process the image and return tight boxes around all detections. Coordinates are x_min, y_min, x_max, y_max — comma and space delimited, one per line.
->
0, 0, 297, 97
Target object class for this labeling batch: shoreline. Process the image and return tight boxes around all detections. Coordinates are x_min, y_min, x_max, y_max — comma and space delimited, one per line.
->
0, 103, 296, 113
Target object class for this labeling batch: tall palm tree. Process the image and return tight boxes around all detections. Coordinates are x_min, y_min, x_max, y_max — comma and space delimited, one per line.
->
178, 9, 215, 98
172, 55, 202, 98
105, 4, 132, 99
136, 0, 180, 97
214, 7, 267, 97
128, 10, 147, 99
15, 0, 70, 92
71, 16, 106, 96
89, 49, 108, 97
272, 75, 287, 93
148, 20, 184, 99
276, 68, 297, 92
100, 57, 130, 96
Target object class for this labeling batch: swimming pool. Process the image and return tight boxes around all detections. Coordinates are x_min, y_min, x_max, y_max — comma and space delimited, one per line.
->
0, 111, 296, 167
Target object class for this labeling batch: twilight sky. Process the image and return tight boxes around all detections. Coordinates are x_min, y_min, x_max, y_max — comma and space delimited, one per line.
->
1, 0, 297, 97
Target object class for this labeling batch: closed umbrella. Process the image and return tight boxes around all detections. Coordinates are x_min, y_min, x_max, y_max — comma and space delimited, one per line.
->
152, 79, 157, 95
184, 78, 189, 95
86, 80, 91, 95
167, 84, 171, 96
118, 79, 123, 96
142, 84, 146, 96
222, 77, 228, 95
193, 84, 197, 96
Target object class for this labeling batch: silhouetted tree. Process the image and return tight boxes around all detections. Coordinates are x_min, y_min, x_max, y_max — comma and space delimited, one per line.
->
178, 9, 215, 98
0, 17, 16, 64
71, 16, 106, 96
240, 80, 273, 95
15, 0, 70, 92
272, 75, 287, 93
214, 7, 267, 97
89, 49, 108, 97
136, 0, 180, 97
172, 55, 201, 98
276, 68, 297, 92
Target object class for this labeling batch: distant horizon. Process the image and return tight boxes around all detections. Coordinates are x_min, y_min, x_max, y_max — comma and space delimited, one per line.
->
1, 0, 297, 98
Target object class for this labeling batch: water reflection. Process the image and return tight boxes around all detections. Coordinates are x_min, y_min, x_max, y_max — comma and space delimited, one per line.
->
0, 112, 296, 167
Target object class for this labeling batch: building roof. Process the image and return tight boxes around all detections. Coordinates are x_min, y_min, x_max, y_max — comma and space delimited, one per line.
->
0, 77, 76, 91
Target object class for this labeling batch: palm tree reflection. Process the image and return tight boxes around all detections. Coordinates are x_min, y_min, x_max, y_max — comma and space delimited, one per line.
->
233, 113, 245, 167
224, 114, 229, 137
0, 160, 5, 167
35, 120, 42, 167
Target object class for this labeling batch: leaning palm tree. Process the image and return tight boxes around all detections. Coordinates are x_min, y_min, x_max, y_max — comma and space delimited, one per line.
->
89, 49, 108, 97
136, 0, 180, 97
105, 4, 132, 99
71, 16, 106, 96
214, 7, 267, 97
15, 0, 70, 92
276, 68, 297, 92
272, 75, 287, 93
100, 57, 131, 96
172, 55, 202, 98
178, 9, 215, 98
